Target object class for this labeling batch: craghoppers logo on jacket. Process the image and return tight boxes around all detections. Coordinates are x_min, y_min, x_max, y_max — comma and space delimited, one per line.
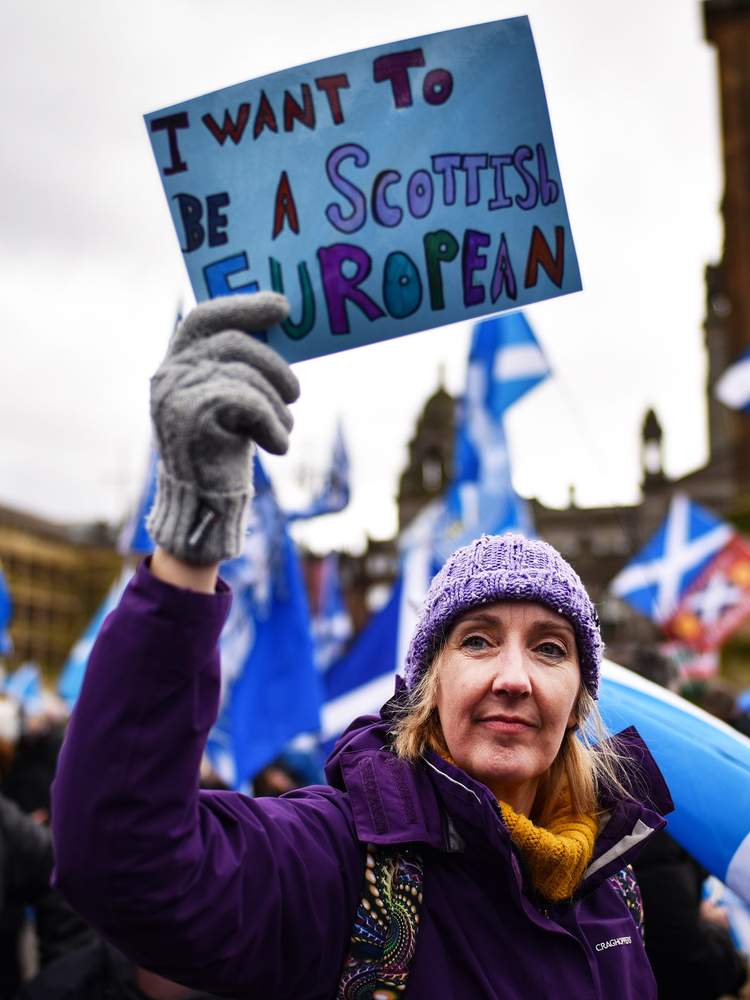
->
595, 935, 632, 952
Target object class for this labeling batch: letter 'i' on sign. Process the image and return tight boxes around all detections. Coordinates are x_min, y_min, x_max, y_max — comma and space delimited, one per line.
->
145, 17, 581, 362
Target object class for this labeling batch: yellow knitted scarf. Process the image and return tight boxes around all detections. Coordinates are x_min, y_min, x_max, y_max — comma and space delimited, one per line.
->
438, 752, 597, 901
498, 791, 598, 901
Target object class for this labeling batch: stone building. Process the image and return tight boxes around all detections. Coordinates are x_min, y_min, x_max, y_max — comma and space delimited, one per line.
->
0, 504, 121, 679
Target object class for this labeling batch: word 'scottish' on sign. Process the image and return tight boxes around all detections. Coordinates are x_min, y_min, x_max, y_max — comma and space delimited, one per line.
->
145, 17, 581, 362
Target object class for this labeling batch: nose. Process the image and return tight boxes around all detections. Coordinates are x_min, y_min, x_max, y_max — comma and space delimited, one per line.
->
490, 641, 532, 698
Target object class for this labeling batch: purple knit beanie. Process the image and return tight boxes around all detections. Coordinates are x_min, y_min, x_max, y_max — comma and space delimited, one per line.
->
403, 533, 603, 698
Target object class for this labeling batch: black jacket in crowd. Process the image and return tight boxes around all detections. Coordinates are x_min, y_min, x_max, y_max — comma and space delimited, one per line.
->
633, 830, 747, 1000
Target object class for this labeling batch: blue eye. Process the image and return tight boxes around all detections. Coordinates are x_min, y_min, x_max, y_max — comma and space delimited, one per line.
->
460, 634, 490, 651
536, 641, 566, 659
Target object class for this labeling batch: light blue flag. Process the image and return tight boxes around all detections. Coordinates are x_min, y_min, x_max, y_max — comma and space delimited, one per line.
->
609, 494, 734, 623
312, 553, 353, 672
288, 423, 350, 522
206, 458, 322, 788
716, 347, 750, 414
0, 567, 12, 657
58, 569, 131, 708
600, 660, 750, 904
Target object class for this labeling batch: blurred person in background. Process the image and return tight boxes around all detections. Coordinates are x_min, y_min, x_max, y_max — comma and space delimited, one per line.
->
627, 647, 748, 999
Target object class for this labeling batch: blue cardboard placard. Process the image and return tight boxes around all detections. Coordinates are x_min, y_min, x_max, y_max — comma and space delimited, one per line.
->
145, 17, 580, 362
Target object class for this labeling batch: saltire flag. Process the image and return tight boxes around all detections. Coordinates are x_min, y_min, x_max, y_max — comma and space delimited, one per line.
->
118, 447, 158, 556
477, 310, 550, 416
443, 311, 548, 552
666, 534, 750, 651
322, 312, 548, 748
0, 566, 12, 657
715, 347, 750, 414
58, 568, 131, 708
311, 553, 353, 671
599, 660, 750, 904
287, 422, 350, 522
609, 494, 734, 624
205, 457, 322, 788
319, 577, 402, 756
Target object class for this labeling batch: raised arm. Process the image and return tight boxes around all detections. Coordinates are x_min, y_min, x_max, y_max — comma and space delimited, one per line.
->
51, 295, 362, 996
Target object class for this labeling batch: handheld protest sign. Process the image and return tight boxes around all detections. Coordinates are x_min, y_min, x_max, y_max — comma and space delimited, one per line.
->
145, 17, 580, 363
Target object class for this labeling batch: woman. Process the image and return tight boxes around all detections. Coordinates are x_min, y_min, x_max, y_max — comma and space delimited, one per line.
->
52, 294, 672, 998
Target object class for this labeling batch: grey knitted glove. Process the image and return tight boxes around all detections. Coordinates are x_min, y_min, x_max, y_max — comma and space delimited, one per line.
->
147, 292, 299, 565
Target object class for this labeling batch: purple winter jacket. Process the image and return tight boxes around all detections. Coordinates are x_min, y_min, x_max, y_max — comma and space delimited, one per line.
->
52, 562, 673, 999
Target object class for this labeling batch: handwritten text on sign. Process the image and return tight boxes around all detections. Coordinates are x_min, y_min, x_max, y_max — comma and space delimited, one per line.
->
145, 17, 581, 362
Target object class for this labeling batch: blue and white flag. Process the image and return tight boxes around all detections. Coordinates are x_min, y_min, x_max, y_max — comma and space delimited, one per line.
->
312, 554, 353, 672
600, 660, 750, 904
0, 567, 12, 657
442, 312, 546, 549
475, 311, 550, 418
716, 348, 750, 414
288, 423, 350, 522
320, 577, 402, 754
206, 458, 322, 788
58, 568, 132, 708
118, 448, 158, 556
609, 494, 734, 623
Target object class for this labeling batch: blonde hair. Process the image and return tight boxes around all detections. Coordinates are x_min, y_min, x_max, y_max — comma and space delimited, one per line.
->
390, 655, 636, 825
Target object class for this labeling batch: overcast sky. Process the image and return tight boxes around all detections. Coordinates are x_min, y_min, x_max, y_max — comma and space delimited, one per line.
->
1, 0, 722, 553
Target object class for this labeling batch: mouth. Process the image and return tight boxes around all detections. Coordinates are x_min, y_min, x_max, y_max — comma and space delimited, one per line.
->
476, 715, 537, 732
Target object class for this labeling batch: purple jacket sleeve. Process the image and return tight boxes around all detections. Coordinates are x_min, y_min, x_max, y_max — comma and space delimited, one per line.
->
51, 562, 362, 998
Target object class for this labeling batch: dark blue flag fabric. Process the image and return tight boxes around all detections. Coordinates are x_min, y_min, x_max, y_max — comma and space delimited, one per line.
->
0, 567, 12, 656
206, 458, 322, 788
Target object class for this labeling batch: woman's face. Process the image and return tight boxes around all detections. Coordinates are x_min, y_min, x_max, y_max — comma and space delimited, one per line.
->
435, 600, 581, 816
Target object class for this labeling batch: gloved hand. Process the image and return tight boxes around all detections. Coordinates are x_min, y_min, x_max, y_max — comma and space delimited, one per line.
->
147, 292, 299, 566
